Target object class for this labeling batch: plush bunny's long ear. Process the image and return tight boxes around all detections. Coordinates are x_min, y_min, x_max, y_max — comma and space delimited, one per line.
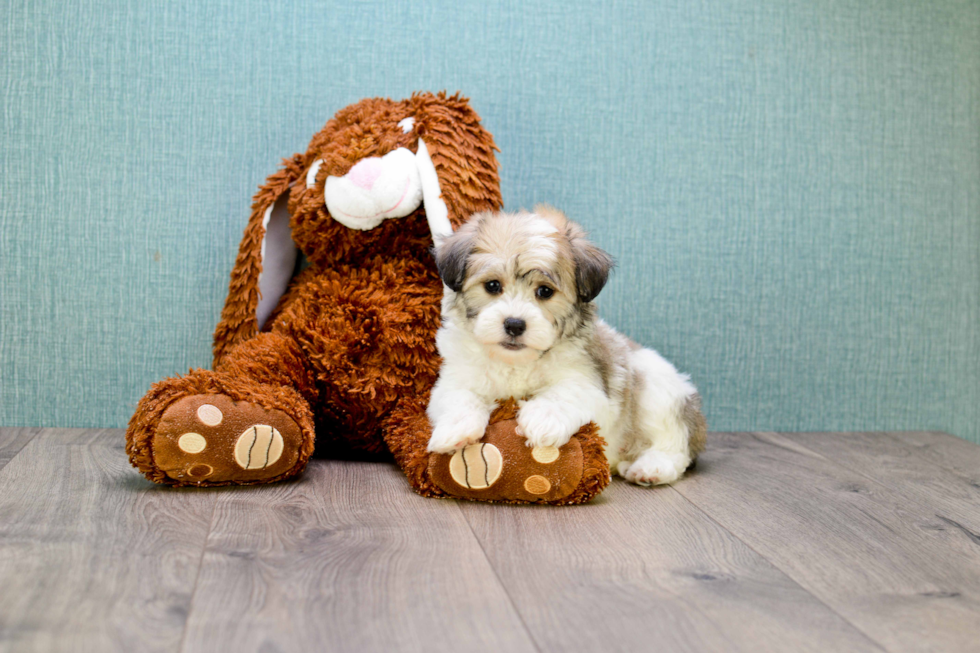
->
212, 154, 308, 366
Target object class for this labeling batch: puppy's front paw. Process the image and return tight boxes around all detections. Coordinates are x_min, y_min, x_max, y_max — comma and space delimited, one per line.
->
517, 399, 584, 449
427, 411, 488, 454
618, 450, 691, 486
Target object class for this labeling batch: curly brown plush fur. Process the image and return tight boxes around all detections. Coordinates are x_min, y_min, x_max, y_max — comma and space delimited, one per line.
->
212, 93, 501, 364
126, 92, 610, 504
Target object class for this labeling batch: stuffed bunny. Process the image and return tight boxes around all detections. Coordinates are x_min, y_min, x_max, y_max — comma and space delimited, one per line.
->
126, 92, 609, 504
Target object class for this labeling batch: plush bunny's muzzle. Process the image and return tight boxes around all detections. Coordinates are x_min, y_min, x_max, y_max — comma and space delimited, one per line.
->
323, 147, 423, 231
314, 134, 453, 243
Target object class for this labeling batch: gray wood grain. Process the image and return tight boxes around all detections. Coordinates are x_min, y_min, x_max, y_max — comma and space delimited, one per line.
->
5, 429, 980, 653
790, 431, 980, 533
674, 431, 980, 653
459, 480, 883, 653
0, 429, 216, 653
0, 427, 41, 471
885, 431, 980, 484
180, 460, 538, 653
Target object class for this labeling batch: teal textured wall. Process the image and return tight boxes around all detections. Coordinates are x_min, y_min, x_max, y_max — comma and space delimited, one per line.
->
1, 0, 978, 442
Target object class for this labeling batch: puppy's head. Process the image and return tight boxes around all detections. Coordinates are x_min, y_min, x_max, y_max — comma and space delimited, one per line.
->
434, 207, 614, 364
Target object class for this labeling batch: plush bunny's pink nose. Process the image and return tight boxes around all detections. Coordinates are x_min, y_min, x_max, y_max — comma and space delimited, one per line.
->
347, 158, 384, 190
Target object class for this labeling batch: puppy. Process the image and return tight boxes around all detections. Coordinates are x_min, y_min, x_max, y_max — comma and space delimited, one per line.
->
426, 207, 706, 486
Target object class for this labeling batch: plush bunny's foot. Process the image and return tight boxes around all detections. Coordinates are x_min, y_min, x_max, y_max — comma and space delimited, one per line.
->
127, 371, 316, 486
151, 394, 306, 485
425, 400, 610, 505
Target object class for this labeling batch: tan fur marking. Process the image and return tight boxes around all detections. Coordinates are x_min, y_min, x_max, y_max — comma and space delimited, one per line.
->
683, 394, 708, 459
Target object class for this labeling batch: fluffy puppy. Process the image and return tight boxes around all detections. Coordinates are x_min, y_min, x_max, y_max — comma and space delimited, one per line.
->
425, 207, 706, 485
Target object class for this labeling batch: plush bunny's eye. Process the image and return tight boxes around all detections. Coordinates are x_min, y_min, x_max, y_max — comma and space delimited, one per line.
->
484, 280, 502, 295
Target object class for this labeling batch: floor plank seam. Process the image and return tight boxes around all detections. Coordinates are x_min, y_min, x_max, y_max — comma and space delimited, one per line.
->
666, 484, 891, 653
457, 504, 544, 653
175, 492, 220, 653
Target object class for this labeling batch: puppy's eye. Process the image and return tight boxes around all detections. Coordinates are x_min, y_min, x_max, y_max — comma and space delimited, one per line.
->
484, 280, 502, 295
536, 286, 555, 300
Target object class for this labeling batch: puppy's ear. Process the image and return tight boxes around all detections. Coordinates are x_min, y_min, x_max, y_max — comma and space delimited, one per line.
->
571, 233, 614, 303
433, 219, 478, 292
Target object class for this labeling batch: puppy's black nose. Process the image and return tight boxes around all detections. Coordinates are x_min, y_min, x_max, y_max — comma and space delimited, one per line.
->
503, 317, 526, 337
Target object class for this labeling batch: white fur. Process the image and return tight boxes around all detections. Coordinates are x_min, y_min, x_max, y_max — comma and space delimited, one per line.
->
615, 348, 699, 484
426, 214, 701, 486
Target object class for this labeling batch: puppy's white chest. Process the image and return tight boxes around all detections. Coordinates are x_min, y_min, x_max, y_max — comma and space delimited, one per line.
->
484, 359, 548, 399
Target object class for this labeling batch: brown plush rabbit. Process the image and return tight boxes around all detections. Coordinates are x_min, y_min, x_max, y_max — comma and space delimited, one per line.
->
126, 92, 610, 504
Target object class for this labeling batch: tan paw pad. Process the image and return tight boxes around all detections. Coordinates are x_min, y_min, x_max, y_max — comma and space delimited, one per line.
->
449, 443, 503, 489
196, 403, 223, 426
531, 446, 560, 463
524, 475, 552, 495
234, 425, 284, 470
187, 464, 213, 479
177, 432, 207, 454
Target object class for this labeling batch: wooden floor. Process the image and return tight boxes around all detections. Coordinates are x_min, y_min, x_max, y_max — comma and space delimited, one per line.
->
1, 429, 979, 652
